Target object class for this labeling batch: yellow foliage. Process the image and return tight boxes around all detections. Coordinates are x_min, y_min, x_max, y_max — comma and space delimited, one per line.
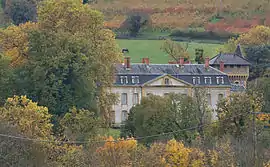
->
0, 22, 37, 66
164, 139, 191, 167
0, 95, 53, 139
97, 136, 137, 153
236, 25, 270, 46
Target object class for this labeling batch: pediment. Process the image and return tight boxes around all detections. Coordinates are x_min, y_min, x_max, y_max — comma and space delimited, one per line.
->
144, 75, 191, 87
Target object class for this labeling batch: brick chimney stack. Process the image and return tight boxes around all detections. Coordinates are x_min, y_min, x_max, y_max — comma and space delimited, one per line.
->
220, 61, 224, 72
142, 58, 149, 65
205, 57, 210, 68
179, 57, 184, 66
124, 56, 131, 69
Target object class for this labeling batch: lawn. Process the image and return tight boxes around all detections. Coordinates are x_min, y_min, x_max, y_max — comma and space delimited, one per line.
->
117, 39, 223, 64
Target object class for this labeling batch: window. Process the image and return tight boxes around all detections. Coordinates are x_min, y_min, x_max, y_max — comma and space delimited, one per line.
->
165, 78, 170, 85
110, 111, 115, 124
121, 93, 127, 105
131, 76, 139, 84
218, 94, 224, 101
206, 94, 211, 106
204, 77, 212, 84
216, 77, 224, 85
133, 93, 139, 105
230, 65, 234, 68
120, 76, 128, 84
164, 93, 169, 96
234, 81, 240, 85
192, 77, 200, 85
121, 110, 128, 122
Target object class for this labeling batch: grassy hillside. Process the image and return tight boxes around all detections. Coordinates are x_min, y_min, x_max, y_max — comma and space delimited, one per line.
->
91, 0, 270, 33
116, 39, 222, 64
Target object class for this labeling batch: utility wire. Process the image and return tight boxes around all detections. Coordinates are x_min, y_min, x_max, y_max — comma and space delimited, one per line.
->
0, 112, 252, 144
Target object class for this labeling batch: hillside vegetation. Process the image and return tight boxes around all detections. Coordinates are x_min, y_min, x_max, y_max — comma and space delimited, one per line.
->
91, 0, 270, 33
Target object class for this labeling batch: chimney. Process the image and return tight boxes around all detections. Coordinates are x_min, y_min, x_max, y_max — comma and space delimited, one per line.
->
179, 57, 184, 66
220, 61, 224, 72
205, 57, 210, 68
124, 56, 131, 69
142, 58, 149, 65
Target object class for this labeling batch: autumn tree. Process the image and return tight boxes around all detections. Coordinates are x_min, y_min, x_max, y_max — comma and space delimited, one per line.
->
0, 96, 53, 166
161, 39, 190, 62
0, 22, 37, 66
222, 26, 270, 53
15, 0, 121, 121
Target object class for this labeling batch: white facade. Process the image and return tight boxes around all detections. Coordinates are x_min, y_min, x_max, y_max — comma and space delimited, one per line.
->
111, 75, 230, 125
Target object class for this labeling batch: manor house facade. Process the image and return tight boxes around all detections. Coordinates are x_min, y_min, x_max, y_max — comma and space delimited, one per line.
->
111, 45, 251, 125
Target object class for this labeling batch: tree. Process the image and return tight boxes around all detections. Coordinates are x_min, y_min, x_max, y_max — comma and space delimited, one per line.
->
4, 0, 38, 25
161, 39, 190, 62
122, 12, 151, 37
248, 78, 270, 113
15, 0, 121, 120
121, 93, 208, 145
0, 96, 53, 166
0, 54, 14, 105
60, 107, 101, 141
245, 45, 270, 80
222, 26, 270, 53
216, 93, 263, 138
0, 22, 37, 66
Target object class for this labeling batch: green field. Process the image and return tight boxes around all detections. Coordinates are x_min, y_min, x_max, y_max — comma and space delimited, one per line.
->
117, 39, 223, 64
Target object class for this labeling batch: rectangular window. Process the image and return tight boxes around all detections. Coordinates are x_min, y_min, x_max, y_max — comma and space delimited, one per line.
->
121, 110, 128, 122
218, 94, 224, 101
120, 76, 128, 84
133, 93, 139, 105
121, 93, 127, 105
206, 94, 211, 106
216, 77, 224, 85
204, 77, 212, 84
192, 77, 200, 85
131, 76, 139, 84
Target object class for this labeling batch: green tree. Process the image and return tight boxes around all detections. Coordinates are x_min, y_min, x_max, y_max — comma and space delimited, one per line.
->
16, 0, 121, 120
60, 107, 101, 141
121, 93, 206, 145
0, 54, 14, 105
245, 45, 270, 80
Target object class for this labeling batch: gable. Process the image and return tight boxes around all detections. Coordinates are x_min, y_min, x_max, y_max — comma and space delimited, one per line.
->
144, 75, 191, 87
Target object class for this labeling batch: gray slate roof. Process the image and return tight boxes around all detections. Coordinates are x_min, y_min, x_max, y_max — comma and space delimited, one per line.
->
210, 45, 251, 66
116, 64, 226, 75
210, 53, 251, 65
115, 64, 231, 86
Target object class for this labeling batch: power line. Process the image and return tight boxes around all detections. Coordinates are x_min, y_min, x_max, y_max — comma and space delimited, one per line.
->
0, 112, 251, 144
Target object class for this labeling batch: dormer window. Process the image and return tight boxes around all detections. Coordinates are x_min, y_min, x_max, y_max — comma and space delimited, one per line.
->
192, 77, 200, 85
131, 76, 139, 84
216, 76, 224, 85
204, 77, 212, 84
120, 76, 128, 84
